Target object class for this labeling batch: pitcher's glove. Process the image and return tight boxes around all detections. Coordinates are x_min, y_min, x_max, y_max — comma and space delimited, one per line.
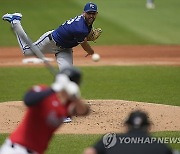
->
87, 28, 102, 42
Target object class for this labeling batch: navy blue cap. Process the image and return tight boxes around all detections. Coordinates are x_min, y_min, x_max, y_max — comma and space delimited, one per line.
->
84, 2, 98, 12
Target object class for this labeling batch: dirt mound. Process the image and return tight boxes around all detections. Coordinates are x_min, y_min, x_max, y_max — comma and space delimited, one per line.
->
0, 100, 179, 134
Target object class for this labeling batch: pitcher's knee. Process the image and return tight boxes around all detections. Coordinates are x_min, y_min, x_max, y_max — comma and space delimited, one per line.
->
23, 50, 34, 56
57, 61, 73, 70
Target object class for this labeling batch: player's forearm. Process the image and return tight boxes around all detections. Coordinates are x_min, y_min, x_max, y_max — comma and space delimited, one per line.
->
80, 39, 94, 55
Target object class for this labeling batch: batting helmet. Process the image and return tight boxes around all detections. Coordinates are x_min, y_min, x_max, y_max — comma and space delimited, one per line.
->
125, 110, 150, 129
59, 67, 82, 85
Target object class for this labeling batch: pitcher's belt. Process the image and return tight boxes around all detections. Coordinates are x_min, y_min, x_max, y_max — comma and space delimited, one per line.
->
48, 33, 64, 49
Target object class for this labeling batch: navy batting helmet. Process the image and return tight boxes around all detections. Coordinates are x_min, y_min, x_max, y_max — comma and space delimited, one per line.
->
125, 110, 150, 129
59, 67, 82, 85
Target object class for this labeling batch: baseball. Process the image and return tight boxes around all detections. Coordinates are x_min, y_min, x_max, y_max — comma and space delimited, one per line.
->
92, 53, 100, 62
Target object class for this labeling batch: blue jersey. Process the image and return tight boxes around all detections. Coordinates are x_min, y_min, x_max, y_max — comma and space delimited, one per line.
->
52, 15, 92, 48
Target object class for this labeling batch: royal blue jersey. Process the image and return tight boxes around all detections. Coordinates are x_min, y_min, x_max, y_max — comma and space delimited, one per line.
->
52, 15, 92, 48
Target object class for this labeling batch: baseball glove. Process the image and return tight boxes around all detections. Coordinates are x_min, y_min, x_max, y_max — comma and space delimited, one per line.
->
87, 27, 102, 42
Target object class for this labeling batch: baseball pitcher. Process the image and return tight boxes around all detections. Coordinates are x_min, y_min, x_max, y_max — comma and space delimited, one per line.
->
2, 2, 102, 69
2, 2, 101, 123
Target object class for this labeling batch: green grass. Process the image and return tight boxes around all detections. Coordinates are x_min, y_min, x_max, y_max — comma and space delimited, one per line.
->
77, 0, 180, 45
0, 66, 180, 106
0, 67, 53, 102
0, 132, 179, 153
1, 0, 180, 45
0, 134, 102, 154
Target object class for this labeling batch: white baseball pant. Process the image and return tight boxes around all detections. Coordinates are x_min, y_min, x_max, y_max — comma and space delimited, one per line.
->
11, 20, 73, 69
0, 139, 38, 154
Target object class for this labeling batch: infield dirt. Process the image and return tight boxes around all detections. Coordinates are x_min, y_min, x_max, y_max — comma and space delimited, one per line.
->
0, 45, 180, 66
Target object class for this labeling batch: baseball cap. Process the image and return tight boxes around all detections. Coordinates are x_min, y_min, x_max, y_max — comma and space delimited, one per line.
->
84, 2, 98, 13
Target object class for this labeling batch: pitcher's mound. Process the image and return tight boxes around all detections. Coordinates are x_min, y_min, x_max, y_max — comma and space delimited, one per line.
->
0, 100, 179, 134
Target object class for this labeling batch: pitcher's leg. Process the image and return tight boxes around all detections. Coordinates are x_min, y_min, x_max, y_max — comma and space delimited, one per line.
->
55, 48, 73, 70
2, 13, 30, 55
33, 30, 56, 54
11, 20, 34, 56
12, 21, 55, 56
2, 13, 57, 56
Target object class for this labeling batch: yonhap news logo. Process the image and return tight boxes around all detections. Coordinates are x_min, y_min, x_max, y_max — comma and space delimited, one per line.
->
118, 137, 180, 144
102, 133, 180, 148
103, 133, 117, 148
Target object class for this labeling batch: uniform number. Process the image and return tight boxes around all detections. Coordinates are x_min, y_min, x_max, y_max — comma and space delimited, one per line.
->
66, 15, 81, 25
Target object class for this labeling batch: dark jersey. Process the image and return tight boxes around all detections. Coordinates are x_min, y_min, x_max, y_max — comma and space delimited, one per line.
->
52, 15, 92, 48
94, 129, 172, 154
